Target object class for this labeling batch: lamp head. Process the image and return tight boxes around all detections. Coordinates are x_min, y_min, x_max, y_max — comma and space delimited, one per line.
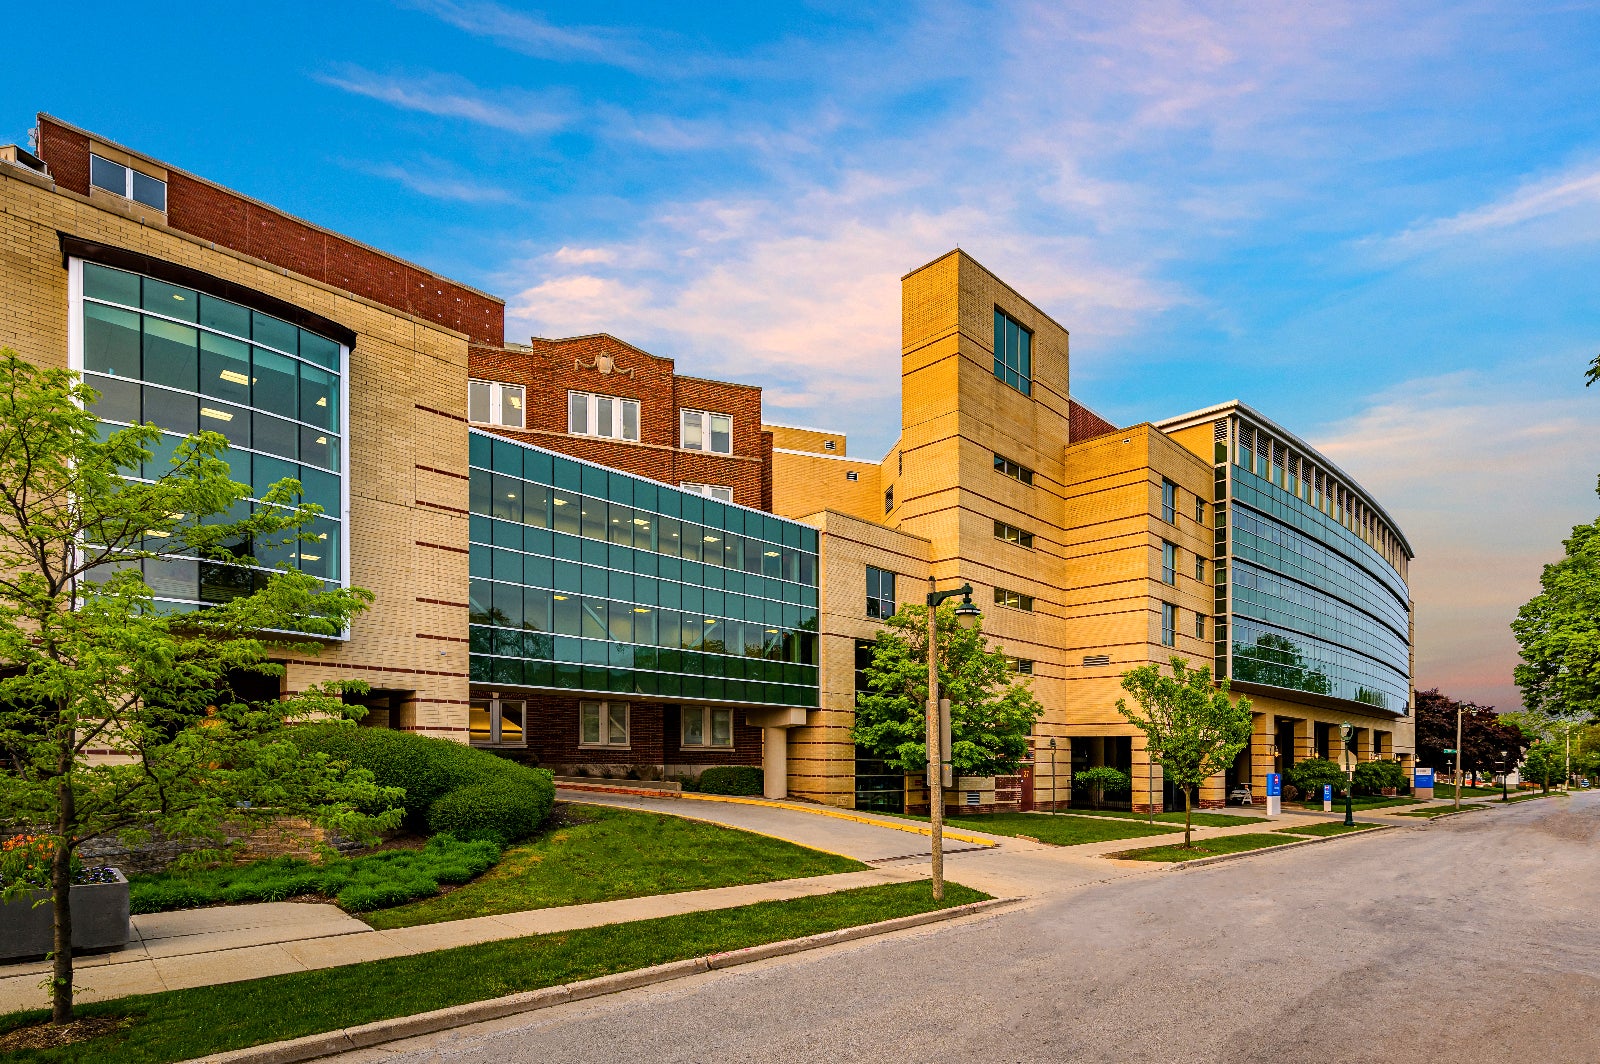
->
953, 593, 981, 629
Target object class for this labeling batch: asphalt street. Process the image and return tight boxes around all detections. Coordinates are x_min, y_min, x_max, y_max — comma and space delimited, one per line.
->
345, 793, 1600, 1064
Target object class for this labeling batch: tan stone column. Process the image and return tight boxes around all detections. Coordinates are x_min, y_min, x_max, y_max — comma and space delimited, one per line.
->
1356, 727, 1373, 763
1132, 733, 1162, 814
1199, 771, 1227, 809
1251, 713, 1274, 800
1294, 718, 1315, 764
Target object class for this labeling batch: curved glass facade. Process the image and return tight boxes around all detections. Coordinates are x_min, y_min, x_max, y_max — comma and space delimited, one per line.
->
468, 431, 820, 707
76, 260, 345, 609
1224, 461, 1410, 713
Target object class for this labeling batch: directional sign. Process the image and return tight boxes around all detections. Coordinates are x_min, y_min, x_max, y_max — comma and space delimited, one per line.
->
1266, 773, 1281, 797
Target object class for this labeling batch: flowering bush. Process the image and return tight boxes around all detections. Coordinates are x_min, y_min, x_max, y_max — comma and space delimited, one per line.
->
0, 835, 115, 890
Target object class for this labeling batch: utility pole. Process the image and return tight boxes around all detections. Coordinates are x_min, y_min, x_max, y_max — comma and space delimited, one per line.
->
1455, 699, 1464, 812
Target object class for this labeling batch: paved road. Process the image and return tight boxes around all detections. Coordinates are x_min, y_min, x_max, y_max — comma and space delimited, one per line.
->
343, 792, 1600, 1064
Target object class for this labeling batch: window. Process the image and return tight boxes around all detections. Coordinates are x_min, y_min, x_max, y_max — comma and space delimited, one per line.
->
682, 706, 733, 747
866, 566, 896, 619
993, 308, 1033, 395
884, 486, 894, 513
681, 409, 733, 454
995, 587, 1034, 611
1161, 541, 1177, 585
680, 482, 734, 503
1195, 557, 1206, 582
469, 379, 525, 429
1195, 496, 1205, 523
469, 696, 526, 746
579, 700, 630, 747
1194, 613, 1206, 639
1005, 656, 1035, 675
568, 391, 639, 442
994, 521, 1034, 548
90, 153, 166, 211
1161, 479, 1176, 524
1161, 603, 1177, 648
846, 471, 859, 482
994, 454, 1034, 485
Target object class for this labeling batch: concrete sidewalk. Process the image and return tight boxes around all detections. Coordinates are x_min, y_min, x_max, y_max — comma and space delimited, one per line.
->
0, 867, 916, 1014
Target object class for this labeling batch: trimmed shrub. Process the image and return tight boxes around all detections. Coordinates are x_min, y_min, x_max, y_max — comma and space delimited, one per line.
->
129, 835, 501, 914
1353, 759, 1408, 795
696, 766, 765, 796
1288, 757, 1349, 799
291, 724, 554, 844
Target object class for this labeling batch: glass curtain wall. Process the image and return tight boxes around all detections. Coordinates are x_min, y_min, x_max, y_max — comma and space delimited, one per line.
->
1219, 421, 1411, 711
467, 431, 820, 707
76, 260, 345, 610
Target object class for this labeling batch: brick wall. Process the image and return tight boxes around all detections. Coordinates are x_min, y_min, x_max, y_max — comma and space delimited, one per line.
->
1069, 399, 1119, 443
512, 694, 759, 771
469, 335, 770, 509
35, 115, 504, 345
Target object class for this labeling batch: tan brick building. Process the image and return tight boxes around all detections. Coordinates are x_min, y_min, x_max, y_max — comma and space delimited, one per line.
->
771, 250, 1416, 811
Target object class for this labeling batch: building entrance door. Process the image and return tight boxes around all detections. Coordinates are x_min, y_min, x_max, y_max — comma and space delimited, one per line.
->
1019, 764, 1035, 811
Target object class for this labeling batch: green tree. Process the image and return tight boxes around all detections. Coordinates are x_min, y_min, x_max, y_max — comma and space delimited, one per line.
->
1073, 765, 1130, 810
1511, 487, 1600, 731
853, 602, 1043, 779
1286, 757, 1348, 800
1521, 740, 1561, 792
1115, 657, 1252, 847
0, 352, 397, 1026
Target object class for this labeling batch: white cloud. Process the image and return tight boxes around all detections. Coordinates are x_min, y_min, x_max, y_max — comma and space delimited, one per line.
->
1380, 160, 1600, 255
1310, 369, 1598, 712
316, 67, 572, 136
402, 0, 656, 73
358, 160, 520, 205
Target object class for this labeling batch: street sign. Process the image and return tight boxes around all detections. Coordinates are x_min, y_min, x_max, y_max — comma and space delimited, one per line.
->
1322, 783, 1333, 812
1442, 748, 1456, 754
1415, 768, 1435, 788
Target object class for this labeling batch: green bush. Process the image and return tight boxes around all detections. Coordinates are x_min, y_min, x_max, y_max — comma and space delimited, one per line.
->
1288, 757, 1349, 799
1073, 766, 1131, 809
129, 835, 501, 914
291, 724, 554, 844
696, 766, 765, 796
1352, 759, 1407, 796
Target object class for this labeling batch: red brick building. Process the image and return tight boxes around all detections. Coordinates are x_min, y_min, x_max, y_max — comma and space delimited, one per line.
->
467, 334, 772, 510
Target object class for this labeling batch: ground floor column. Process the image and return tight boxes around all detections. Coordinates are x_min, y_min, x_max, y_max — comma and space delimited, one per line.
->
763, 727, 788, 800
1251, 713, 1274, 800
1132, 734, 1162, 814
1294, 717, 1315, 765
1355, 727, 1373, 763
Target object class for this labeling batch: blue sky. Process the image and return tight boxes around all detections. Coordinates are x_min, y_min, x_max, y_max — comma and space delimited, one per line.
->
6, 1, 1598, 712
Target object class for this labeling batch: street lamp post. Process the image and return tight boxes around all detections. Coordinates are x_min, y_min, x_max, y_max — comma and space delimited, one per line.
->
925, 580, 980, 903
1454, 699, 1464, 812
1049, 737, 1057, 816
1340, 722, 1354, 827
1501, 749, 1509, 802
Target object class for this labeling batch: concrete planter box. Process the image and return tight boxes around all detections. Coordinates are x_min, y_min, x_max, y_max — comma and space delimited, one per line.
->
0, 869, 130, 962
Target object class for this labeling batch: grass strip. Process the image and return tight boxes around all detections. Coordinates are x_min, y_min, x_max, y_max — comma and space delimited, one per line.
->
1500, 791, 1570, 804
1038, 808, 1264, 828
1431, 784, 1502, 799
1394, 804, 1490, 818
0, 880, 987, 1064
878, 810, 1178, 845
365, 805, 862, 929
1276, 822, 1377, 837
1297, 796, 1419, 811
1107, 833, 1299, 862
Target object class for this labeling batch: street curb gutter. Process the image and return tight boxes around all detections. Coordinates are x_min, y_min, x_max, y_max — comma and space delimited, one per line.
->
1164, 825, 1395, 870
183, 897, 1017, 1064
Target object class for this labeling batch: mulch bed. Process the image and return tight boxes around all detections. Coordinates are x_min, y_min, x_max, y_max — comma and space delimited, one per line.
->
0, 1015, 129, 1052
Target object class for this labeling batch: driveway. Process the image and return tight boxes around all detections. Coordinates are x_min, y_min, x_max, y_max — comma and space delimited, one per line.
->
347, 791, 1600, 1063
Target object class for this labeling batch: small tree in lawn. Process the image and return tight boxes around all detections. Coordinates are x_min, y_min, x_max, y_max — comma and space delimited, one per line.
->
1521, 740, 1561, 793
854, 603, 1043, 781
0, 352, 399, 1026
1115, 657, 1252, 847
1073, 765, 1130, 810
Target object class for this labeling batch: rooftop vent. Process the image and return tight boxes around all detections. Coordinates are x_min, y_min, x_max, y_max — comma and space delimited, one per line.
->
0, 145, 47, 175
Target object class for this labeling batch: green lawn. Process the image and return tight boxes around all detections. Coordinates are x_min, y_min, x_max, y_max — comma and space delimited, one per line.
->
1276, 822, 1378, 837
1298, 796, 1419, 811
1048, 807, 1265, 828
880, 810, 1178, 845
1107, 833, 1299, 862
1501, 790, 1570, 804
1394, 803, 1490, 818
1431, 784, 1501, 799
0, 881, 987, 1064
364, 804, 863, 929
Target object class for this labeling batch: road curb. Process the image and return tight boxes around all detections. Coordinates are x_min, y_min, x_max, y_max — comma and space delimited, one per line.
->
183, 897, 1016, 1064
1164, 824, 1395, 869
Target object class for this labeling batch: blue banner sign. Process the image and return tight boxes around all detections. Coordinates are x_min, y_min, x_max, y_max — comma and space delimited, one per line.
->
1415, 768, 1435, 788
1266, 773, 1281, 797
1322, 784, 1333, 801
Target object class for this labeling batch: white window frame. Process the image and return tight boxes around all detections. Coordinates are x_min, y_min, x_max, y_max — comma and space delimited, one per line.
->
579, 700, 630, 748
468, 379, 525, 429
680, 482, 734, 503
1161, 603, 1177, 648
89, 152, 167, 211
681, 706, 734, 748
568, 390, 640, 442
469, 696, 527, 747
680, 408, 734, 454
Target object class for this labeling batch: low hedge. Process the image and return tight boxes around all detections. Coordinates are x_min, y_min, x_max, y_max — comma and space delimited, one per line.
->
1353, 759, 1407, 796
129, 835, 501, 914
696, 766, 764, 796
292, 724, 554, 844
